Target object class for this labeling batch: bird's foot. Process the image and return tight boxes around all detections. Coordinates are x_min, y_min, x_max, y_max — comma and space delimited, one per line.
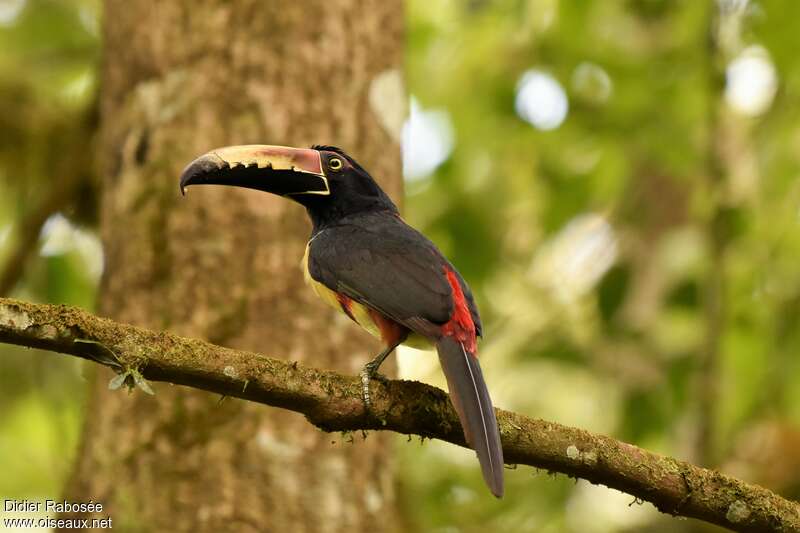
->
359, 362, 387, 409
360, 368, 373, 408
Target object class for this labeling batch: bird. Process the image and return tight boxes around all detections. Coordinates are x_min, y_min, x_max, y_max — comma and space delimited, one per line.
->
179, 144, 504, 497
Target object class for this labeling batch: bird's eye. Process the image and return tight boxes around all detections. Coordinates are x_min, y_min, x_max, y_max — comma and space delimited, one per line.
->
329, 157, 343, 171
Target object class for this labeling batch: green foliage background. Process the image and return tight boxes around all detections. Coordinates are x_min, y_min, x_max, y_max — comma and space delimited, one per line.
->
1, 1, 799, 531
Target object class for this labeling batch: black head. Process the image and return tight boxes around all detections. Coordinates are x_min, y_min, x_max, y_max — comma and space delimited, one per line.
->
179, 144, 398, 231
304, 145, 397, 228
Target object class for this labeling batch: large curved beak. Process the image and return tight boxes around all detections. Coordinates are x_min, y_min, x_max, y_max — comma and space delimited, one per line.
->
179, 145, 329, 197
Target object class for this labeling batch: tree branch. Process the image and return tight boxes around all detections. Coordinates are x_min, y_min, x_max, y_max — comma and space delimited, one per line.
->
0, 297, 796, 532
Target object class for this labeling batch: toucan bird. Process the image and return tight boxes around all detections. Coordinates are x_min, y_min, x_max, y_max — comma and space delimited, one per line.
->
179, 144, 504, 497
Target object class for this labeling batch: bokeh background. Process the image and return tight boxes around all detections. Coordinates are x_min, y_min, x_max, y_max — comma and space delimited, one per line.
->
2, 0, 799, 531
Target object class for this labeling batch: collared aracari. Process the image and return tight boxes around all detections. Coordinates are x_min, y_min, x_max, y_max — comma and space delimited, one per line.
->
179, 144, 504, 497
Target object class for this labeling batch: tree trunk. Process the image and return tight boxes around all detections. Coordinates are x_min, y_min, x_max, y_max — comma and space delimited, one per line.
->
61, 1, 404, 531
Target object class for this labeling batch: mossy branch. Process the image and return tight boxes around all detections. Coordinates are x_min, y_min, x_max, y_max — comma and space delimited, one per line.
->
0, 297, 796, 532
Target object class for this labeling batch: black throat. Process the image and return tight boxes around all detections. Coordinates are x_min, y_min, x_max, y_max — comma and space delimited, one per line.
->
303, 145, 399, 233
305, 198, 398, 234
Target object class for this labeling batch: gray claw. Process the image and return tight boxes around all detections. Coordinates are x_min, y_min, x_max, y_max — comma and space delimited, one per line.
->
360, 368, 372, 408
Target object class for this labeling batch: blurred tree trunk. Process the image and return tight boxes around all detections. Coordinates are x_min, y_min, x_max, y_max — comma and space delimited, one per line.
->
60, 1, 404, 531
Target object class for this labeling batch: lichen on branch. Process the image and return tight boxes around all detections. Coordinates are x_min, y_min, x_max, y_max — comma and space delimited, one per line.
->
0, 297, 797, 533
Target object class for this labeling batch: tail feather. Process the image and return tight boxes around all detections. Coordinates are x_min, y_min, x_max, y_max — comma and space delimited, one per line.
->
436, 336, 504, 498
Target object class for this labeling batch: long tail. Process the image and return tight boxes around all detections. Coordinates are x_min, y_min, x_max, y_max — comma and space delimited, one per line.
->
436, 336, 504, 498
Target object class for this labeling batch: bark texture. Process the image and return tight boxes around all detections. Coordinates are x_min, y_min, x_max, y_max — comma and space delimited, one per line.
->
2, 297, 798, 533
61, 1, 403, 531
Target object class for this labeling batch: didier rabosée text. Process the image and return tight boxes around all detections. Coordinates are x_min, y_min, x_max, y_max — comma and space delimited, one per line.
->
4, 499, 104, 513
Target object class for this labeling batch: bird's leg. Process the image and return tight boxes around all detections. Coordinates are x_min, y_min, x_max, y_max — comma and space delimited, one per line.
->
360, 342, 400, 408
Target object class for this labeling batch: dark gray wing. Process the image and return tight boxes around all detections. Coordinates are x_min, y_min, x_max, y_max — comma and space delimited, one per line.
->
307, 214, 456, 334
